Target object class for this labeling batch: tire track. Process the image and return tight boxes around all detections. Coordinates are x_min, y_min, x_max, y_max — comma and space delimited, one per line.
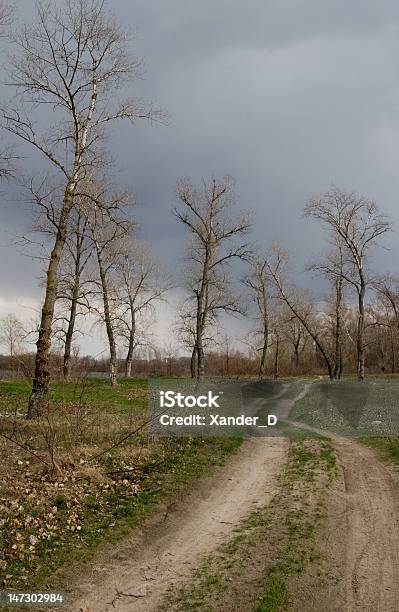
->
334, 439, 399, 612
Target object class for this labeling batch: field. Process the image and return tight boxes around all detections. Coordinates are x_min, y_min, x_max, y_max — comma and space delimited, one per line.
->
0, 378, 242, 594
1, 376, 399, 611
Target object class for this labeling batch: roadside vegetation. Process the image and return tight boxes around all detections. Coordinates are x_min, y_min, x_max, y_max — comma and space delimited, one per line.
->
0, 378, 242, 593
360, 436, 399, 465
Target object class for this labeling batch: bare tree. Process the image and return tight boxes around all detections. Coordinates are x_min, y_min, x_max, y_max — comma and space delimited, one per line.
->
367, 297, 397, 374
369, 274, 399, 373
1, 0, 161, 417
264, 243, 335, 379
55, 208, 94, 379
283, 311, 308, 372
89, 201, 131, 387
115, 241, 171, 377
373, 274, 399, 332
174, 176, 251, 381
243, 254, 271, 379
163, 341, 179, 377
305, 189, 392, 380
0, 314, 26, 357
308, 239, 347, 379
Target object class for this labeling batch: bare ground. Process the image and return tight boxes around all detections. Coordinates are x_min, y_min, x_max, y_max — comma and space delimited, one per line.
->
332, 439, 399, 612
70, 437, 288, 612
285, 437, 399, 612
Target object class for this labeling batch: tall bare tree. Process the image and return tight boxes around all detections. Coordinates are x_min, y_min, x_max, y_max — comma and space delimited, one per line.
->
308, 239, 347, 379
1, 0, 161, 417
174, 176, 251, 381
56, 208, 94, 379
367, 297, 397, 374
305, 189, 392, 380
243, 254, 271, 379
89, 198, 131, 386
264, 243, 335, 379
115, 241, 171, 377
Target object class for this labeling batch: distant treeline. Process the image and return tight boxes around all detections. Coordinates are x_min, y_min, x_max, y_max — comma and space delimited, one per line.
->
0, 343, 392, 381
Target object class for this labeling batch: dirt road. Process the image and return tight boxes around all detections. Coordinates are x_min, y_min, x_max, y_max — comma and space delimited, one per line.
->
71, 436, 288, 611
70, 383, 399, 612
332, 439, 399, 612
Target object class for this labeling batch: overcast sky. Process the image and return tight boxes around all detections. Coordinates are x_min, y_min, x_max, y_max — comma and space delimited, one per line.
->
1, 0, 399, 354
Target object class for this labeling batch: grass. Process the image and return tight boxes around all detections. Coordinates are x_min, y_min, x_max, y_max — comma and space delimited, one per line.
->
161, 438, 337, 611
289, 378, 399, 437
0, 376, 148, 413
360, 437, 399, 464
0, 377, 243, 599
257, 577, 289, 612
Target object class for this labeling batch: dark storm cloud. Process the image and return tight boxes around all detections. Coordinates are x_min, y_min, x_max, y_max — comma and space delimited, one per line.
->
1, 0, 399, 316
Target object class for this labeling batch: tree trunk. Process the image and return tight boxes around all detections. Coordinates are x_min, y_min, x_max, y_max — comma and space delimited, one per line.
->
333, 275, 344, 380
190, 346, 197, 378
390, 330, 396, 374
28, 188, 74, 419
293, 342, 300, 370
197, 342, 205, 381
337, 343, 343, 379
357, 282, 366, 380
125, 359, 132, 378
273, 337, 280, 380
97, 252, 118, 387
63, 285, 79, 380
63, 215, 87, 380
259, 319, 268, 380
124, 308, 135, 378
109, 360, 117, 386
225, 346, 230, 377
194, 249, 209, 382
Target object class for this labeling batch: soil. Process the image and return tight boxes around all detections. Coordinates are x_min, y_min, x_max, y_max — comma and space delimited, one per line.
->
332, 438, 399, 612
70, 437, 288, 611
285, 437, 399, 612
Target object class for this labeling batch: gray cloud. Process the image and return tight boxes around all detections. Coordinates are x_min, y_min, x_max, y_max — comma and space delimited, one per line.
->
1, 1, 399, 348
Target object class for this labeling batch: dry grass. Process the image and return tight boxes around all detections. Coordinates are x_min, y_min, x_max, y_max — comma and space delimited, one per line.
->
0, 378, 242, 594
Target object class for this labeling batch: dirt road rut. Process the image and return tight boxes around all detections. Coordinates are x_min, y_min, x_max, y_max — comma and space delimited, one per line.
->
334, 439, 399, 612
71, 437, 288, 611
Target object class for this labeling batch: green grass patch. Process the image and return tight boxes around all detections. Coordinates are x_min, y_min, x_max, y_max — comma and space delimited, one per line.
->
257, 576, 289, 612
0, 377, 149, 414
360, 437, 399, 464
161, 438, 337, 611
